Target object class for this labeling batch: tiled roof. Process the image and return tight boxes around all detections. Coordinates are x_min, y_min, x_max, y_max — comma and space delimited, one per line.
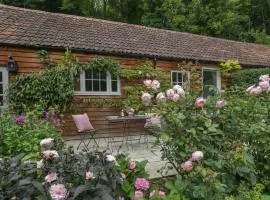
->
1, 4, 270, 67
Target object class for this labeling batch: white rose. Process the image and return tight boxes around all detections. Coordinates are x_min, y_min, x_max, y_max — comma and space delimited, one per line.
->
191, 151, 204, 161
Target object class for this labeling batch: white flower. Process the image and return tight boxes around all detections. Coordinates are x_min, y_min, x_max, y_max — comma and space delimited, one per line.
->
141, 92, 152, 105
171, 93, 180, 102
105, 155, 116, 162
151, 80, 160, 90
176, 87, 185, 97
45, 172, 58, 183
166, 89, 175, 99
215, 100, 226, 109
191, 151, 204, 161
246, 85, 255, 92
40, 138, 54, 149
259, 75, 270, 82
156, 92, 166, 102
143, 79, 152, 88
86, 171, 95, 180
49, 184, 68, 200
259, 81, 270, 91
172, 85, 181, 91
37, 159, 44, 168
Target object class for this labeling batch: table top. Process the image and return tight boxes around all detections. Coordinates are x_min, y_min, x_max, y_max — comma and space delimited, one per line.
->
106, 115, 149, 121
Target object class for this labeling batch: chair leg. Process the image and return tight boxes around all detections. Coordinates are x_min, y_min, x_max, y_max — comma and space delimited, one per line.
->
77, 134, 89, 151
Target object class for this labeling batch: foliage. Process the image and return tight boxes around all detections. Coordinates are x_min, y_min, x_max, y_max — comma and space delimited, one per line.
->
220, 60, 242, 76
8, 50, 77, 112
113, 154, 149, 198
231, 68, 270, 87
0, 153, 46, 199
0, 105, 64, 160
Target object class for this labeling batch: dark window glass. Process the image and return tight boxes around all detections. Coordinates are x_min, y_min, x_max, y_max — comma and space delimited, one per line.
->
85, 80, 92, 91
100, 80, 107, 91
93, 70, 99, 79
203, 70, 217, 97
93, 80, 100, 91
112, 81, 118, 92
74, 76, 80, 91
172, 72, 177, 82
85, 70, 92, 79
0, 72, 2, 82
100, 71, 106, 79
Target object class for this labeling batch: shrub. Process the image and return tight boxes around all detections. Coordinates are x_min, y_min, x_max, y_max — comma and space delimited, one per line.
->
231, 68, 270, 87
0, 106, 64, 160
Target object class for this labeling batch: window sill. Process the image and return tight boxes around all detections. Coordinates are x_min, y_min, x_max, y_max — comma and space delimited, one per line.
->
74, 91, 121, 96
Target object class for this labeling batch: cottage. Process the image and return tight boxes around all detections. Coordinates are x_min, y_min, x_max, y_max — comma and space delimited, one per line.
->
1, 4, 270, 135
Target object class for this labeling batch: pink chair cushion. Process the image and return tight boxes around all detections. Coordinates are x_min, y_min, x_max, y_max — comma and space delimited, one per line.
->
72, 113, 94, 132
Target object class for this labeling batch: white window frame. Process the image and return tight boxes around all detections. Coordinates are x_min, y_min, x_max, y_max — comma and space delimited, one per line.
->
0, 67, 8, 107
202, 67, 221, 94
170, 70, 190, 88
75, 69, 121, 96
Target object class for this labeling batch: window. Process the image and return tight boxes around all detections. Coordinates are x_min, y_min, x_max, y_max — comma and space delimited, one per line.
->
75, 69, 120, 95
202, 67, 221, 97
171, 70, 190, 88
0, 67, 8, 106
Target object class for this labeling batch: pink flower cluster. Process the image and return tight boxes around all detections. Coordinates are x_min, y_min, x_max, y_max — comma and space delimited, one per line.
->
143, 79, 160, 90
150, 190, 166, 198
144, 115, 162, 129
141, 92, 152, 105
49, 184, 68, 200
195, 97, 206, 108
16, 116, 26, 125
128, 161, 137, 170
45, 172, 58, 183
246, 74, 270, 95
135, 178, 150, 191
166, 85, 185, 102
43, 150, 59, 160
182, 151, 204, 172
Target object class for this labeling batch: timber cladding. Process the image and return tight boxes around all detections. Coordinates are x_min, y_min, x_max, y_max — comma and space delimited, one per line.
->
0, 46, 222, 135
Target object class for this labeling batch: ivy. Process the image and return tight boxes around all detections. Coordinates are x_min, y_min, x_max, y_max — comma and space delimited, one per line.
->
82, 98, 125, 108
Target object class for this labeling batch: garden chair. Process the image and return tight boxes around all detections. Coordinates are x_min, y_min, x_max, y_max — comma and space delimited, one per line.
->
72, 113, 99, 151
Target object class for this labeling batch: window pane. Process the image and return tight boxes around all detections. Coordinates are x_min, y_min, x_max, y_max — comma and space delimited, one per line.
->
203, 69, 217, 97
0, 84, 3, 94
93, 70, 99, 79
183, 72, 188, 83
100, 71, 106, 79
74, 77, 80, 91
111, 74, 117, 81
85, 69, 92, 79
93, 80, 100, 91
100, 80, 107, 91
203, 70, 217, 86
111, 81, 118, 92
172, 72, 177, 82
85, 80, 92, 91
0, 72, 2, 82
0, 96, 3, 106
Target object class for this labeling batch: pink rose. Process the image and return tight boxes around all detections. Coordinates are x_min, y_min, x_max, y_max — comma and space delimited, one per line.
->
45, 172, 57, 183
250, 86, 262, 95
158, 191, 166, 197
143, 80, 152, 88
135, 178, 150, 191
215, 100, 226, 109
166, 89, 175, 99
191, 151, 204, 161
43, 150, 59, 160
132, 191, 144, 200
141, 92, 151, 105
151, 80, 160, 90
86, 171, 95, 180
49, 184, 68, 200
259, 75, 270, 82
150, 190, 155, 197
156, 92, 166, 102
259, 81, 270, 91
195, 97, 206, 108
182, 160, 193, 172
128, 161, 136, 170
171, 93, 180, 102
176, 87, 185, 97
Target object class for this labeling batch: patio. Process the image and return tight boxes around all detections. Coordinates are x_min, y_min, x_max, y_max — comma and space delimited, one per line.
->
64, 135, 176, 179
